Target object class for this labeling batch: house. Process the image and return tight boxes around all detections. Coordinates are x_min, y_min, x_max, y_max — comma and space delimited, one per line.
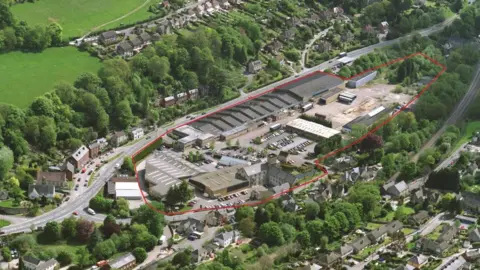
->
379, 21, 389, 34
128, 36, 143, 50
176, 92, 188, 104
214, 230, 240, 247
315, 252, 340, 267
152, 33, 161, 42
28, 184, 55, 199
265, 40, 283, 55
386, 181, 408, 198
278, 151, 289, 163
309, 183, 333, 202
157, 21, 172, 35
343, 165, 377, 182
191, 248, 209, 263
117, 42, 134, 58
188, 89, 199, 100
318, 10, 333, 21
22, 256, 59, 270
281, 195, 300, 212
96, 137, 108, 149
99, 31, 118, 45
36, 171, 67, 188
332, 7, 344, 16
187, 9, 198, 21
411, 188, 426, 204
408, 210, 430, 226
456, 215, 477, 225
205, 2, 215, 14
131, 128, 144, 140
195, 4, 205, 16
212, 0, 220, 10
367, 221, 403, 243
110, 131, 128, 147
109, 252, 136, 270
175, 217, 205, 235
420, 225, 458, 255
247, 60, 263, 74
67, 145, 90, 169
351, 236, 372, 253
63, 162, 75, 181
306, 13, 320, 24
282, 28, 296, 41
88, 142, 101, 159
408, 254, 428, 268
163, 96, 175, 107
335, 244, 353, 258
469, 228, 480, 243
139, 32, 152, 44
460, 191, 480, 213
205, 210, 227, 226
465, 249, 480, 261
440, 256, 470, 270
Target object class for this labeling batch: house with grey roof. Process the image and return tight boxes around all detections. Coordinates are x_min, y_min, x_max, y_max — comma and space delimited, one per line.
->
386, 181, 408, 198
214, 230, 240, 247
247, 60, 263, 74
411, 188, 426, 204
351, 236, 372, 253
67, 145, 90, 169
22, 256, 58, 270
408, 254, 428, 268
111, 131, 128, 147
469, 228, 480, 243
367, 221, 403, 243
117, 42, 134, 58
157, 21, 172, 35
99, 31, 118, 45
191, 248, 209, 264
315, 252, 340, 267
335, 244, 353, 258
175, 217, 205, 236
420, 224, 458, 255
460, 191, 480, 214
28, 184, 55, 200
109, 252, 136, 270
36, 171, 67, 188
408, 210, 430, 226
282, 28, 296, 41
281, 195, 300, 212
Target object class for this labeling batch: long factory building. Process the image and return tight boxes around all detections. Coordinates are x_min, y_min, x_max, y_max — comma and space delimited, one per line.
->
190, 72, 344, 140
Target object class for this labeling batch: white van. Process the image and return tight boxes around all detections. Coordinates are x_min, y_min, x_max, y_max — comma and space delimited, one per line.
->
87, 208, 96, 215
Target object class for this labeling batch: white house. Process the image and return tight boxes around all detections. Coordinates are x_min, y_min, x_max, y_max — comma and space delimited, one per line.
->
23, 256, 59, 270
214, 230, 240, 247
131, 128, 144, 140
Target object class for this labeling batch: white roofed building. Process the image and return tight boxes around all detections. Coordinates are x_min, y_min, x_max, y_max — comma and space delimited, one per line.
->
285, 118, 340, 141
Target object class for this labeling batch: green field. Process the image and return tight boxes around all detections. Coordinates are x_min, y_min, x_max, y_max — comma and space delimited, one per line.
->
11, 0, 152, 38
0, 47, 102, 108
0, 219, 11, 228
454, 121, 480, 150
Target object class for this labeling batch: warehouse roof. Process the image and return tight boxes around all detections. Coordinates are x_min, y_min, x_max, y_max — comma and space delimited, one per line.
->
176, 125, 215, 144
348, 70, 377, 82
286, 118, 340, 139
343, 106, 393, 131
320, 87, 344, 99
277, 72, 343, 98
218, 156, 250, 166
189, 165, 247, 194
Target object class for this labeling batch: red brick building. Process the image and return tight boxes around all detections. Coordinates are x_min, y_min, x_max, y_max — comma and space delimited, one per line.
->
67, 145, 90, 169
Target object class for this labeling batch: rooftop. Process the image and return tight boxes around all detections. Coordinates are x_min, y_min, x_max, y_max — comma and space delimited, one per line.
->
343, 106, 393, 131
319, 87, 344, 99
189, 165, 248, 194
286, 118, 340, 139
276, 72, 343, 98
71, 145, 89, 161
218, 156, 250, 167
109, 253, 136, 269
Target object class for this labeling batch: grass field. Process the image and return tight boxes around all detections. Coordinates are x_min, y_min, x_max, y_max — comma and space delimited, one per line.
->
0, 219, 11, 228
454, 121, 480, 150
0, 47, 102, 108
11, 0, 152, 38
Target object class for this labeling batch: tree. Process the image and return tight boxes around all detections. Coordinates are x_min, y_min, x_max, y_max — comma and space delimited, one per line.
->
74, 72, 102, 92
76, 247, 93, 269
102, 215, 121, 238
0, 146, 13, 180
400, 162, 417, 181
56, 251, 73, 266
258, 222, 284, 246
88, 227, 104, 251
44, 221, 62, 242
76, 219, 95, 243
295, 230, 310, 247
394, 206, 410, 222
132, 205, 165, 238
235, 206, 255, 222
132, 247, 147, 263
172, 249, 192, 267
280, 223, 296, 242
113, 100, 134, 129
121, 157, 135, 175
47, 22, 62, 46
320, 236, 329, 250
93, 239, 117, 260
1, 247, 11, 262
360, 133, 383, 152
305, 202, 320, 220
348, 183, 382, 219
238, 217, 256, 237
10, 235, 36, 254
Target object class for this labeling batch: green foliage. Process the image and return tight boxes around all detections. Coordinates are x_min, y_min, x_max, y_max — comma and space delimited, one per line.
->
43, 221, 62, 242
56, 251, 74, 266
120, 157, 135, 176
131, 205, 165, 238
1, 247, 11, 262
0, 146, 13, 180
258, 222, 285, 246
165, 180, 193, 206
132, 247, 147, 263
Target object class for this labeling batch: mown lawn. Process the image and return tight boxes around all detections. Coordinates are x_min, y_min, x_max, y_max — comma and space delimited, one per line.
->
11, 0, 152, 38
454, 121, 480, 150
0, 47, 101, 108
0, 219, 11, 228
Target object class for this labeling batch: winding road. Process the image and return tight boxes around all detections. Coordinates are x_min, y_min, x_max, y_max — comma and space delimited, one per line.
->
0, 16, 459, 236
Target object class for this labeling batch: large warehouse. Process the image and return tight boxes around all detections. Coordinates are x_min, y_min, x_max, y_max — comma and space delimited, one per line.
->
319, 87, 344, 105
342, 106, 393, 133
173, 125, 215, 150
189, 72, 343, 140
346, 71, 378, 88
285, 118, 340, 141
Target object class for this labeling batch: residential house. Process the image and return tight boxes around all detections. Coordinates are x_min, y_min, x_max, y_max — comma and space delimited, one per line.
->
129, 36, 143, 50
67, 145, 90, 169
343, 165, 377, 182
205, 210, 227, 226
188, 89, 199, 100
110, 131, 128, 147
205, 1, 215, 14
265, 40, 283, 55
460, 191, 480, 213
88, 142, 101, 158
163, 96, 175, 107
139, 32, 152, 45
247, 60, 263, 74
152, 33, 161, 42
408, 210, 430, 226
335, 244, 353, 258
191, 248, 209, 264
131, 128, 144, 140
157, 21, 172, 35
63, 162, 75, 181
187, 9, 198, 21
379, 21, 389, 34
456, 215, 477, 225
281, 195, 300, 212
214, 230, 240, 247
28, 184, 55, 200
318, 10, 333, 21
219, 0, 231, 9
109, 252, 136, 270
332, 7, 344, 16
386, 181, 408, 198
367, 220, 403, 243
22, 256, 59, 270
408, 254, 428, 268
282, 28, 296, 41
309, 183, 332, 202
99, 31, 118, 45
269, 183, 291, 195
176, 92, 188, 104
420, 225, 458, 255
351, 236, 372, 253
117, 41, 134, 58
315, 252, 340, 267
278, 151, 289, 163
36, 171, 67, 188
211, 0, 220, 10
175, 217, 205, 235
195, 4, 205, 16
411, 188, 426, 204
440, 256, 470, 270
465, 249, 480, 261
96, 137, 108, 149
469, 228, 480, 243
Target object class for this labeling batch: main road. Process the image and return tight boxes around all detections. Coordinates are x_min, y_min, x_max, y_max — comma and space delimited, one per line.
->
0, 16, 458, 235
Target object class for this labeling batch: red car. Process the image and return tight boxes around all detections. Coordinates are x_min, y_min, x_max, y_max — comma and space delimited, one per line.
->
81, 168, 86, 173
72, 211, 78, 216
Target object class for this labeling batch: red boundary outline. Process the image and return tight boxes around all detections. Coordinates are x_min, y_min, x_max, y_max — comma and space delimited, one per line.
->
133, 52, 446, 216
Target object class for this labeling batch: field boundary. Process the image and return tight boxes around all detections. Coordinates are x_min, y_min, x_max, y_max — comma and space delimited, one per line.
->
133, 52, 447, 216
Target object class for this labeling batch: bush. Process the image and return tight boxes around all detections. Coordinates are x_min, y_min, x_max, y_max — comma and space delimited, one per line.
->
1, 247, 12, 262
57, 251, 74, 266
132, 247, 147, 263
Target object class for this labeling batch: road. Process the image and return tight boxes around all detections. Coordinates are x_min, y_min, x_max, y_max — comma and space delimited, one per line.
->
300, 26, 333, 69
0, 16, 459, 235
